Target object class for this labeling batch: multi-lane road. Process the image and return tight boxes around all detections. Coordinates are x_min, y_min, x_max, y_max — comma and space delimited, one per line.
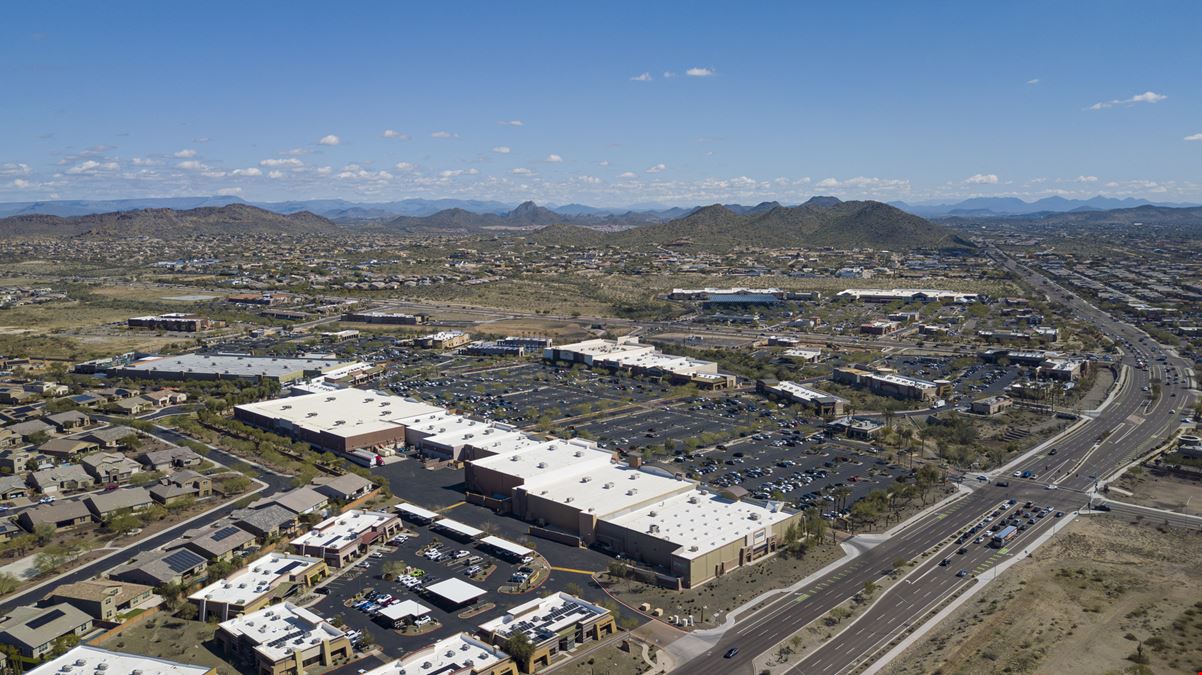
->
681, 250, 1198, 675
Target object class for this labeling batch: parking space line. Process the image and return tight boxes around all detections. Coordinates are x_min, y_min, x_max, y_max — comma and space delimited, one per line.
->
550, 566, 599, 575
437, 501, 466, 512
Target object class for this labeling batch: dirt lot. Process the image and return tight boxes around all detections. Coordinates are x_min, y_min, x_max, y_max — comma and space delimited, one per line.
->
106, 616, 236, 675
880, 516, 1202, 675
550, 641, 649, 675
1111, 466, 1202, 517
601, 542, 845, 630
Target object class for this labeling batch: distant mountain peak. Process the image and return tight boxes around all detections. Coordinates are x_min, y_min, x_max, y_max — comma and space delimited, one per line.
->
803, 195, 842, 208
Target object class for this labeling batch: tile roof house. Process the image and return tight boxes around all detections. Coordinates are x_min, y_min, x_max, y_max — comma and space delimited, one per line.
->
44, 410, 91, 432
251, 486, 327, 515
109, 548, 208, 587
46, 579, 155, 622
30, 464, 94, 494
0, 603, 93, 659
0, 475, 29, 501
80, 452, 143, 483
37, 438, 99, 460
310, 474, 375, 502
84, 488, 154, 519
137, 446, 204, 472
6, 419, 53, 441
232, 505, 300, 540
173, 524, 256, 561
83, 426, 140, 449
17, 501, 93, 532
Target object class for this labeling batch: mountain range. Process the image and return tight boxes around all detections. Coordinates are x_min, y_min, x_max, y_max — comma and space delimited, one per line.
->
0, 197, 970, 250
892, 195, 1201, 217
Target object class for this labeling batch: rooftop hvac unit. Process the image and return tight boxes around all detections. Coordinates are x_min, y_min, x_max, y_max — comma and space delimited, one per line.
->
648, 511, 657, 517
626, 488, 637, 496
573, 450, 583, 457
580, 476, 591, 483
537, 462, 547, 469
603, 482, 614, 489
749, 513, 760, 521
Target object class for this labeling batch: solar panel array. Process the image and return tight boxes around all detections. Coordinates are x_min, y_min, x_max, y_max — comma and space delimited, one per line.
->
163, 549, 205, 573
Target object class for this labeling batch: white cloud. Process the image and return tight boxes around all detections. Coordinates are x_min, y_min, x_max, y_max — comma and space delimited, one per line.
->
578, 175, 602, 185
431, 131, 458, 139
259, 158, 304, 168
318, 134, 341, 146
267, 170, 284, 179
663, 71, 676, 78
216, 187, 242, 196
130, 157, 158, 167
815, 176, 910, 191
1088, 91, 1167, 110
1185, 133, 1202, 142
1075, 175, 1098, 183
336, 164, 393, 181
964, 173, 999, 185
1027, 78, 1040, 85
439, 168, 480, 178
498, 120, 524, 127
511, 167, 534, 175
630, 72, 652, 82
394, 162, 416, 171
176, 160, 207, 171
382, 129, 410, 140
598, 160, 610, 167
492, 146, 511, 154
173, 149, 197, 158
9, 179, 31, 189
231, 167, 263, 177
283, 147, 310, 156
65, 160, 119, 174
686, 67, 715, 77
645, 163, 666, 173
0, 163, 31, 176
546, 154, 563, 163
617, 171, 637, 178
316, 166, 333, 176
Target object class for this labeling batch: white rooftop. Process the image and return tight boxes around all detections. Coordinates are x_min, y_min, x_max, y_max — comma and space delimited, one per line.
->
432, 518, 484, 539
424, 578, 487, 605
395, 502, 441, 521
236, 389, 444, 440
527, 463, 693, 520
363, 633, 508, 675
606, 490, 792, 560
479, 592, 609, 643
27, 646, 211, 675
377, 599, 432, 622
478, 535, 533, 558
469, 439, 614, 489
189, 553, 323, 606
217, 602, 345, 663
770, 381, 846, 403
124, 353, 356, 379
291, 509, 395, 551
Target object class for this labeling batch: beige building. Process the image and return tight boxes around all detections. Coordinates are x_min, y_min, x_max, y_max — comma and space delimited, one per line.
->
478, 593, 615, 672
216, 602, 351, 675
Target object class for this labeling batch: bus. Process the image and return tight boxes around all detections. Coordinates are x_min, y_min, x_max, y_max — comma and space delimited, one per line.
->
991, 525, 1018, 548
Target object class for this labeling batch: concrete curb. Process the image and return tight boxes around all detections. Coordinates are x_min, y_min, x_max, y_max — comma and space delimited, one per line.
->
860, 511, 1078, 675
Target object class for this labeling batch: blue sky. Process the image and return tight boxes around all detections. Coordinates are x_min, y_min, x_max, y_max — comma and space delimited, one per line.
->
2, 1, 1200, 206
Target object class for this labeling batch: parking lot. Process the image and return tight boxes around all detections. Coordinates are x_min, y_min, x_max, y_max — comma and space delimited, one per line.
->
312, 510, 609, 658
388, 362, 681, 425
656, 430, 910, 518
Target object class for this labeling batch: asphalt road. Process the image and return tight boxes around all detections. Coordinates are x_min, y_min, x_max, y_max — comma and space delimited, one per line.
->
0, 425, 291, 614
682, 250, 1198, 675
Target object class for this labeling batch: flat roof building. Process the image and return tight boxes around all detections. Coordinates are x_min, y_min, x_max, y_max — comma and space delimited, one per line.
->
290, 509, 401, 568
362, 633, 515, 675
114, 353, 358, 384
837, 288, 980, 303
545, 337, 735, 389
757, 380, 847, 416
423, 578, 487, 610
215, 602, 351, 675
26, 646, 215, 675
478, 593, 615, 673
190, 553, 328, 621
234, 388, 444, 454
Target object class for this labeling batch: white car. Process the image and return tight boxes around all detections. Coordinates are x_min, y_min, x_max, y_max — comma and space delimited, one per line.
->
1012, 471, 1022, 477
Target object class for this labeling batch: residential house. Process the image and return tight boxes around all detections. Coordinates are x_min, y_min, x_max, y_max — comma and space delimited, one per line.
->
251, 486, 327, 516
84, 488, 154, 520
232, 505, 300, 540
44, 411, 91, 432
22, 383, 67, 397
0, 448, 52, 474
46, 579, 155, 622
0, 522, 23, 542
0, 475, 29, 501
37, 438, 99, 461
175, 524, 256, 562
80, 452, 142, 484
0, 429, 21, 449
0, 603, 93, 659
16, 501, 93, 533
84, 426, 138, 449
137, 446, 204, 472
30, 465, 94, 494
143, 389, 188, 407
0, 389, 33, 405
108, 547, 208, 587
7, 419, 54, 442
111, 398, 151, 416
310, 474, 374, 503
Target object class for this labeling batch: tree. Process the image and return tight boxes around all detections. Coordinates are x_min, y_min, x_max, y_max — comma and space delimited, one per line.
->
157, 581, 186, 611
504, 632, 535, 670
0, 572, 19, 596
606, 560, 627, 579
